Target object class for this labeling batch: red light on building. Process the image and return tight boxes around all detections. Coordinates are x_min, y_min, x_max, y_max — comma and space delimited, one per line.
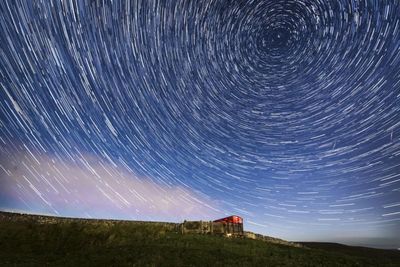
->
213, 215, 243, 224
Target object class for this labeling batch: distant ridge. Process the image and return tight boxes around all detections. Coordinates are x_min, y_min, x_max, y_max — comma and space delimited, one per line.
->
299, 242, 400, 258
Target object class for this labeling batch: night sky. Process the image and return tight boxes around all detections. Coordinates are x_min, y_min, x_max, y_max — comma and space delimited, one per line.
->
1, 0, 400, 249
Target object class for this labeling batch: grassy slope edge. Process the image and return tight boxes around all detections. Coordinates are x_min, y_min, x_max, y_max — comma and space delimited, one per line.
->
0, 211, 399, 266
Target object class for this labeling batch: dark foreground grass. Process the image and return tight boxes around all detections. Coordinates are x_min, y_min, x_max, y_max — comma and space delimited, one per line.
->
0, 214, 399, 266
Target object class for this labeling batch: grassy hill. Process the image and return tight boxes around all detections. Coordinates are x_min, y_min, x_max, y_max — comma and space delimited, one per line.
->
0, 211, 399, 266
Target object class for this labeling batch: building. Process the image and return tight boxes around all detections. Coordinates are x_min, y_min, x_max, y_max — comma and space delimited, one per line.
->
213, 215, 243, 236
180, 215, 244, 236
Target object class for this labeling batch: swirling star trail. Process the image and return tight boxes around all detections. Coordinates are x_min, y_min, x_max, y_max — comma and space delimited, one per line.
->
1, 0, 399, 248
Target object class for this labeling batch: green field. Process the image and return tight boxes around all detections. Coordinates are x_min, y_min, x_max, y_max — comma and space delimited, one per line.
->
0, 212, 399, 266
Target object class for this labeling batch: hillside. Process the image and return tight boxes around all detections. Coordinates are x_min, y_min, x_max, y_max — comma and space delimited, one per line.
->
0, 211, 399, 266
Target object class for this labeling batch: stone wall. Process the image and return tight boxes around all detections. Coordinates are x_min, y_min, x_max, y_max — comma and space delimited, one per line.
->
0, 211, 301, 247
244, 231, 303, 248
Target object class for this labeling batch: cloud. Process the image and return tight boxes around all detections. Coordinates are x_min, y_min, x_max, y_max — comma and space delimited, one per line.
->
0, 147, 221, 222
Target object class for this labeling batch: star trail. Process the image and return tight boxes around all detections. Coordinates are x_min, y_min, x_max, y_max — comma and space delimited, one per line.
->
1, 0, 400, 248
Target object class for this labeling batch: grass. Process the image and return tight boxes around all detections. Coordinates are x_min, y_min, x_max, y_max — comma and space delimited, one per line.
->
0, 212, 399, 266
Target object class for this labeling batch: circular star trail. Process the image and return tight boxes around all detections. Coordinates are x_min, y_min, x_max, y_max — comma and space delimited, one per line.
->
1, 0, 400, 247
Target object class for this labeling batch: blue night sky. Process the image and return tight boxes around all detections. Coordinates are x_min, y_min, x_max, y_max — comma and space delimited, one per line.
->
1, 0, 399, 249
